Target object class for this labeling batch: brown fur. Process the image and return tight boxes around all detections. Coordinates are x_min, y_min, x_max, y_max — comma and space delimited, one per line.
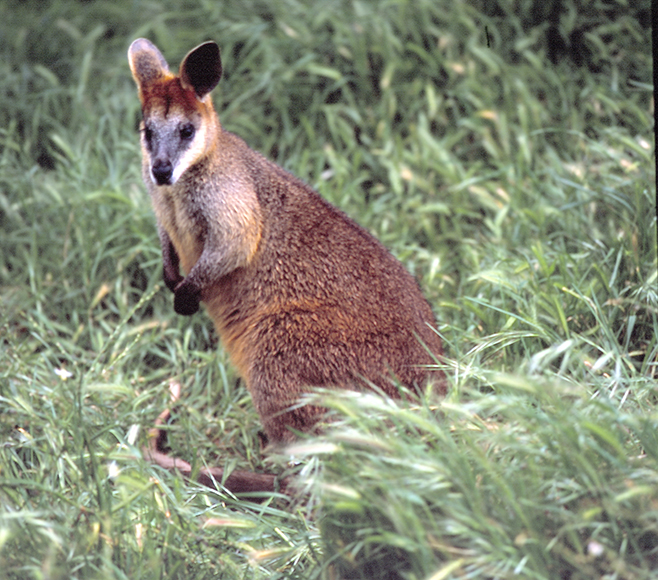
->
128, 39, 444, 489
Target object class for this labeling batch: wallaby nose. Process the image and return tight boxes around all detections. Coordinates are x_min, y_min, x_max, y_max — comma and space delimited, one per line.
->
152, 159, 173, 185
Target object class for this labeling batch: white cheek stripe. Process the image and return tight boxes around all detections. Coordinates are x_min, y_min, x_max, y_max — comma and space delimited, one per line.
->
170, 125, 208, 185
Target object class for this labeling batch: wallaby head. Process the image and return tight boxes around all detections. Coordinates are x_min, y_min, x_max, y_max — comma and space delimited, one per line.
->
128, 38, 223, 186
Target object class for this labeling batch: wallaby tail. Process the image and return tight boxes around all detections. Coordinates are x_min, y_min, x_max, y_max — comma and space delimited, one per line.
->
145, 381, 291, 497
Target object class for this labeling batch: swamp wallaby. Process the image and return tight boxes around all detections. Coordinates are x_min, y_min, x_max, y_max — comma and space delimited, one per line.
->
128, 38, 443, 460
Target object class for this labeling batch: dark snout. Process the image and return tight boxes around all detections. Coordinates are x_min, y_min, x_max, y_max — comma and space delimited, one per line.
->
151, 159, 173, 185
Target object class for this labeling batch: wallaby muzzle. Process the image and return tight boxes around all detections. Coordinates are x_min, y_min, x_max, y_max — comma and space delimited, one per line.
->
152, 158, 173, 185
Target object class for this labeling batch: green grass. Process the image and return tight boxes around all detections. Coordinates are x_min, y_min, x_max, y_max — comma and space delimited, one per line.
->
0, 0, 655, 578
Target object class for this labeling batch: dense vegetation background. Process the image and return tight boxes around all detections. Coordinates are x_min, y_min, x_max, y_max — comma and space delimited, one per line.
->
0, 0, 654, 578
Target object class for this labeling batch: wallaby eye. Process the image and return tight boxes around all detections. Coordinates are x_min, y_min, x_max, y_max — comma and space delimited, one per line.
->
180, 124, 195, 140
143, 125, 154, 146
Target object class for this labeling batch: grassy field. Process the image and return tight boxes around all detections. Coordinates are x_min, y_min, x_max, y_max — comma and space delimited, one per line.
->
0, 0, 655, 578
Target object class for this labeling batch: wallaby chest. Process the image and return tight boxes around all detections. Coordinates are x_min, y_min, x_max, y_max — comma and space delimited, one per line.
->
147, 171, 209, 272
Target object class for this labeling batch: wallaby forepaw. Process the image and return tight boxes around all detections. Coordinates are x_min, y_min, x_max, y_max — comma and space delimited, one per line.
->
174, 282, 200, 315
164, 268, 184, 293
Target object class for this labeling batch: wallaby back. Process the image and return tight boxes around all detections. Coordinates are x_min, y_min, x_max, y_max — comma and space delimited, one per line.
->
128, 39, 444, 445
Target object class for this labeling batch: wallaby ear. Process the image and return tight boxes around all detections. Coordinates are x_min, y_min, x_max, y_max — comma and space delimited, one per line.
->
128, 38, 170, 89
179, 41, 222, 99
